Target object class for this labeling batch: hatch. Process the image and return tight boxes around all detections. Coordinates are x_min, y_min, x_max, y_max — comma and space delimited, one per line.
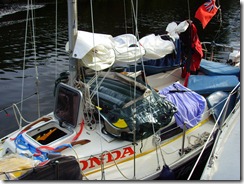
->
25, 83, 84, 146
54, 82, 84, 128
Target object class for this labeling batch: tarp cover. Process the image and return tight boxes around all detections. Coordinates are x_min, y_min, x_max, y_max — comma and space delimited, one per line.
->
159, 82, 206, 129
87, 75, 177, 141
187, 75, 239, 94
200, 59, 240, 77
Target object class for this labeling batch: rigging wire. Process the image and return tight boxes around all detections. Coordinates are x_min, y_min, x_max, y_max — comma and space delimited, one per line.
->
20, 0, 30, 129
123, 0, 128, 34
0, 90, 51, 115
130, 0, 139, 179
30, 0, 41, 118
212, 1, 223, 42
187, 0, 191, 21
20, 0, 41, 123
130, 0, 139, 39
55, 0, 58, 79
89, 0, 105, 180
0, 89, 52, 136
129, 0, 162, 173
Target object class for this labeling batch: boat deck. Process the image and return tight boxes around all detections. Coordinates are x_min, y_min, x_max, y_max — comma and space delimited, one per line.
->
0, 67, 234, 180
146, 67, 184, 90
66, 68, 218, 179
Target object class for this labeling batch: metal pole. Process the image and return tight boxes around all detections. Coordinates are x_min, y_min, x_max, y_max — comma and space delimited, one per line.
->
67, 0, 78, 87
181, 122, 187, 156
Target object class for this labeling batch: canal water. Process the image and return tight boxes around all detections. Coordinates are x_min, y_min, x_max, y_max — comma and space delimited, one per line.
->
0, 0, 241, 179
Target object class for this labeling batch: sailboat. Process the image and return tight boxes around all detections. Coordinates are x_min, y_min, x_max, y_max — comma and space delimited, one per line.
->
0, 0, 240, 180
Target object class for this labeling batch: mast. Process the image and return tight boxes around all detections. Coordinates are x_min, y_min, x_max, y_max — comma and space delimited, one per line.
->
67, 0, 78, 87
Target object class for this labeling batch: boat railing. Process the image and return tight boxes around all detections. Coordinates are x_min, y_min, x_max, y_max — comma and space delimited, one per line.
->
201, 41, 239, 65
187, 82, 240, 180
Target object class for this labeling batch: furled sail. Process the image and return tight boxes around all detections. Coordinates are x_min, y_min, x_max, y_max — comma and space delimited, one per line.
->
72, 31, 115, 71
113, 34, 145, 62
71, 21, 189, 71
139, 34, 175, 59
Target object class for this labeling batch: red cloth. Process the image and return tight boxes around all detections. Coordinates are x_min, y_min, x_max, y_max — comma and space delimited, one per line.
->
181, 22, 203, 86
195, 0, 218, 29
191, 23, 203, 70
183, 72, 190, 87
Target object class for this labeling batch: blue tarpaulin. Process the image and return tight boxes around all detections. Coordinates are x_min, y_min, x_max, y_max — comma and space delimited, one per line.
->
200, 59, 240, 77
159, 82, 206, 129
187, 75, 239, 94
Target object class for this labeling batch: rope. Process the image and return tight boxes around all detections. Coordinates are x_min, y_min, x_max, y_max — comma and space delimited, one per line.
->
0, 89, 52, 134
100, 150, 133, 180
0, 90, 51, 115
158, 139, 167, 166
12, 104, 35, 126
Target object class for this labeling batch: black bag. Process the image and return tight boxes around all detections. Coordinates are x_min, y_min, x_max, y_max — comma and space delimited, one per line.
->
18, 155, 82, 180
